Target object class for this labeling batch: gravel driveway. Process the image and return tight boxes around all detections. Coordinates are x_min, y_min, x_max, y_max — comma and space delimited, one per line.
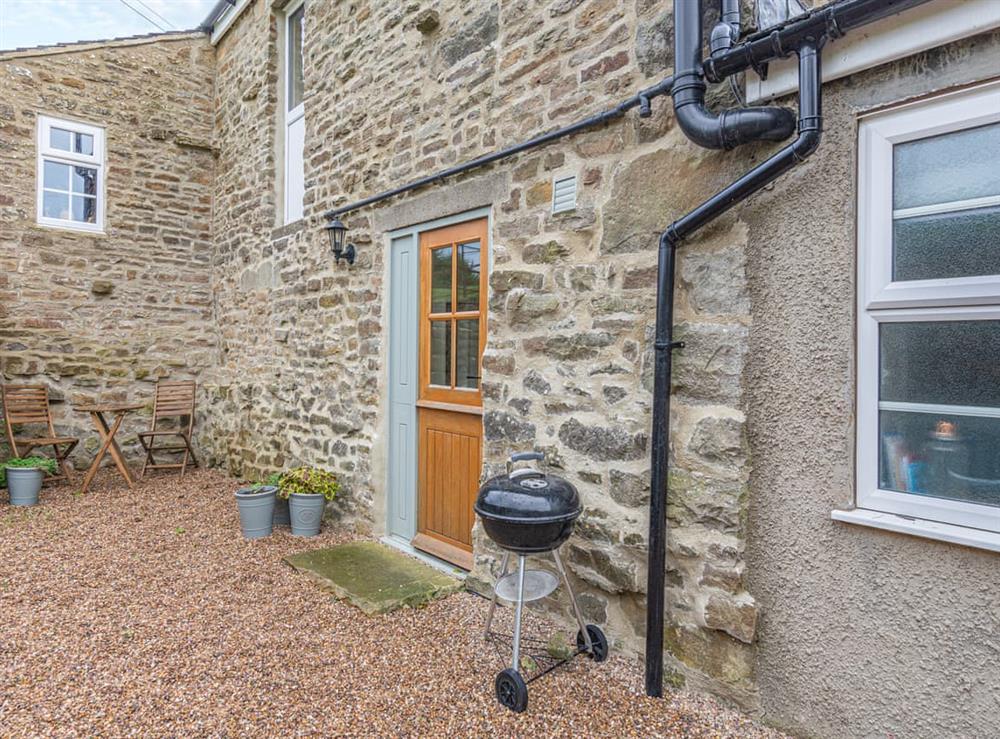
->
1, 469, 784, 737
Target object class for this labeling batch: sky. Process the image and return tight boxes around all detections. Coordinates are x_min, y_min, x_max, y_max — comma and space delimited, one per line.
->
0, 0, 219, 51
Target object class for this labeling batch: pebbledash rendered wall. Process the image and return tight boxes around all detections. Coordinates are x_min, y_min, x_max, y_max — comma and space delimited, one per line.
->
202, 1, 1000, 734
0, 34, 218, 465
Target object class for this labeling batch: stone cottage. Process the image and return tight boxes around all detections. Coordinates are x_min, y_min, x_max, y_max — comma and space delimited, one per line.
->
2, 0, 999, 735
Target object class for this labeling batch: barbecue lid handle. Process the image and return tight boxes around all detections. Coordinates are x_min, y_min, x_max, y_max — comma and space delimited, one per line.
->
506, 451, 545, 476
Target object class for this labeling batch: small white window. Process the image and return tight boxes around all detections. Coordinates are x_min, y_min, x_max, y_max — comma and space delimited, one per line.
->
282, 0, 305, 224
852, 81, 1000, 546
36, 115, 105, 233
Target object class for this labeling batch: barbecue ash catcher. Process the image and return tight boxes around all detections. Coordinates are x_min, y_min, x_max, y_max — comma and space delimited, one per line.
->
475, 451, 608, 712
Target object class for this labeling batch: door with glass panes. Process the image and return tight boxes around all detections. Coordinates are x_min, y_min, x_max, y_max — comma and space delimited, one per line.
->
413, 218, 487, 569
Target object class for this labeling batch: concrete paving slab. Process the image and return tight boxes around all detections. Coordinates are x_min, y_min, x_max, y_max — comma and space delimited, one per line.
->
285, 541, 463, 615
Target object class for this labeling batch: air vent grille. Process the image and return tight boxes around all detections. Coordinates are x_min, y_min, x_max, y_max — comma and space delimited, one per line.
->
552, 175, 577, 213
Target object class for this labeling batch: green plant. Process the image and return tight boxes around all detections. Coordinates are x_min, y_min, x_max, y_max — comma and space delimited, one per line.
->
249, 472, 283, 491
277, 466, 339, 501
3, 456, 58, 480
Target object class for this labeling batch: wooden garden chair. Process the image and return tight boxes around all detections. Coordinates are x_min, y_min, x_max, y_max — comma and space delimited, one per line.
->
137, 380, 199, 478
1, 384, 79, 484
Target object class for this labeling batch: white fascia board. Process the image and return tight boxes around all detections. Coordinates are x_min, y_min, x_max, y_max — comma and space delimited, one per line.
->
210, 0, 253, 46
747, 0, 1000, 103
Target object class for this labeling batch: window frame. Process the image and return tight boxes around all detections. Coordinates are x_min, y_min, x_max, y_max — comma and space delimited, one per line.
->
856, 80, 1000, 538
281, 0, 306, 225
36, 115, 106, 234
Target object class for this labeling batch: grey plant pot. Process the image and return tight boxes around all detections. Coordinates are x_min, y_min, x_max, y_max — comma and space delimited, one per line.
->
289, 493, 326, 537
6, 467, 44, 507
273, 496, 291, 527
235, 486, 277, 539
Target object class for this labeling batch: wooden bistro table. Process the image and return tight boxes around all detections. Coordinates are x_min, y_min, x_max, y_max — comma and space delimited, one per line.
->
75, 402, 145, 494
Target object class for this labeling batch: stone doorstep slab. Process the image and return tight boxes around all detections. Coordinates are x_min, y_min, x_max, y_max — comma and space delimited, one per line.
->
284, 541, 464, 615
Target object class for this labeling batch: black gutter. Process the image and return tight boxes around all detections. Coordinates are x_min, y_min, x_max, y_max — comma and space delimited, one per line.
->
324, 76, 674, 219
704, 0, 932, 84
645, 0, 933, 700
200, 0, 237, 33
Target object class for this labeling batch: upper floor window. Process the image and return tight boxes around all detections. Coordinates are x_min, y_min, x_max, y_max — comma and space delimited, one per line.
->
36, 115, 105, 234
854, 81, 1000, 547
282, 0, 305, 224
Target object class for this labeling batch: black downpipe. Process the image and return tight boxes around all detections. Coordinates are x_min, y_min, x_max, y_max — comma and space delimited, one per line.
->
645, 40, 823, 698
710, 0, 740, 56
673, 0, 797, 150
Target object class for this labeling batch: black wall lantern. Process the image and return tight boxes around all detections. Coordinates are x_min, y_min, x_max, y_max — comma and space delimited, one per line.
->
324, 217, 356, 265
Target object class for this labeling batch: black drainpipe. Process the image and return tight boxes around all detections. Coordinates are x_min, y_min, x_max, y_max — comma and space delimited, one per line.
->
646, 0, 934, 700
645, 0, 825, 700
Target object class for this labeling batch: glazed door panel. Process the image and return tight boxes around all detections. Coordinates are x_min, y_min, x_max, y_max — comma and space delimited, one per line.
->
412, 217, 488, 569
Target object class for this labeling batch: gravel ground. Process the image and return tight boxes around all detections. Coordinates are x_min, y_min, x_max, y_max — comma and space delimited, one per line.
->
1, 469, 786, 738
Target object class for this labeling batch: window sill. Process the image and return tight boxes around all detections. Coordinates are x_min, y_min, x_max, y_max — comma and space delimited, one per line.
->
36, 220, 105, 236
832, 508, 1000, 553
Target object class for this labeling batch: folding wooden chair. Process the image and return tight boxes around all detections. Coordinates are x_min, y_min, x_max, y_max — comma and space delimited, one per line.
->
137, 380, 199, 478
1, 384, 79, 484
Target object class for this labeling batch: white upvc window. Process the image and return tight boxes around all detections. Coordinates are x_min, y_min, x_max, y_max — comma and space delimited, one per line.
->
282, 0, 305, 224
36, 115, 105, 233
848, 80, 1000, 549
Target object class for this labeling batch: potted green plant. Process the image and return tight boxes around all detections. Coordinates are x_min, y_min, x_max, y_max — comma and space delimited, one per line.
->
278, 466, 339, 537
4, 457, 58, 507
235, 479, 278, 540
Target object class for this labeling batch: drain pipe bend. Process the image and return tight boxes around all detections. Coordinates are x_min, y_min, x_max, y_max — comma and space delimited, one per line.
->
674, 0, 797, 150
645, 40, 823, 699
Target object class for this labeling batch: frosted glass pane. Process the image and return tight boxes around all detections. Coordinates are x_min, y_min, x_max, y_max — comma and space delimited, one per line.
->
429, 320, 451, 387
880, 321, 1000, 407
893, 122, 1000, 209
893, 205, 1000, 281
455, 319, 479, 389
43, 160, 69, 190
880, 410, 1000, 508
287, 6, 304, 111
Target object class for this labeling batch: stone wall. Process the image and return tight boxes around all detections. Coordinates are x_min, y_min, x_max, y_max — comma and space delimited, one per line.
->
205, 0, 761, 704
0, 34, 217, 465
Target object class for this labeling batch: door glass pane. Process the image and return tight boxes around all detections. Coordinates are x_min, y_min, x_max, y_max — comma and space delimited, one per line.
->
893, 205, 1000, 281
72, 166, 97, 195
74, 132, 94, 155
287, 5, 305, 111
71, 195, 97, 223
429, 320, 451, 387
893, 122, 1000, 210
49, 127, 71, 151
43, 160, 70, 190
42, 191, 69, 219
430, 246, 452, 313
456, 241, 481, 312
880, 409, 1000, 508
880, 321, 1000, 408
455, 319, 479, 389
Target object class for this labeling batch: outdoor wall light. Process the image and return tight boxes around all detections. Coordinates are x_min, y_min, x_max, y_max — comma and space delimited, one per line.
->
324, 217, 356, 265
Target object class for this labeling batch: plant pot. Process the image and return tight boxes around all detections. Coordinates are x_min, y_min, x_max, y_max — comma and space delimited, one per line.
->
235, 486, 277, 539
6, 467, 44, 507
289, 493, 326, 537
273, 496, 291, 527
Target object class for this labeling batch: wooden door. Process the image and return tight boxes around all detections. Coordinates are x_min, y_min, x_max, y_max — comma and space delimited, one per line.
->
413, 218, 487, 570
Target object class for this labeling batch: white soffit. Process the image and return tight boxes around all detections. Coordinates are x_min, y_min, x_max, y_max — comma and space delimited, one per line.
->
210, 0, 253, 46
746, 0, 1000, 103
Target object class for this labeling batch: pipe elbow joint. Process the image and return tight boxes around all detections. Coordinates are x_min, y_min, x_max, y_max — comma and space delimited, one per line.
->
792, 127, 822, 161
674, 97, 796, 151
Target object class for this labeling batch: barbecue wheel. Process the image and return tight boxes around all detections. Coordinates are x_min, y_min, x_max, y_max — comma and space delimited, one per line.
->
577, 624, 609, 662
494, 668, 528, 713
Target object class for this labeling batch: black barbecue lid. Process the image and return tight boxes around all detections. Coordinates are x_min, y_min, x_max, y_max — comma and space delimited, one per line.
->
475, 452, 581, 523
